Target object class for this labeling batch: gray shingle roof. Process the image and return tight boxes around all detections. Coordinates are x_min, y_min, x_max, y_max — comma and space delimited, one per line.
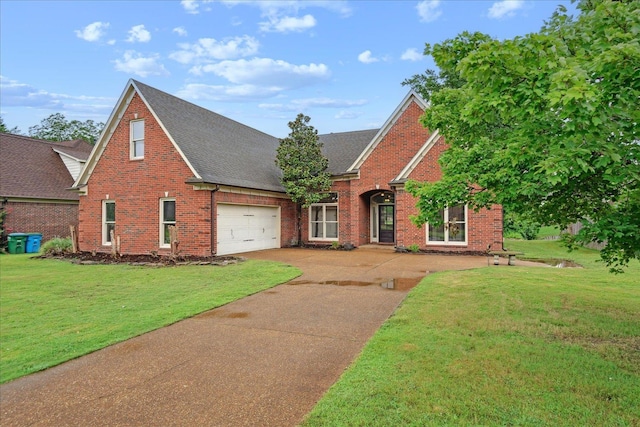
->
132, 80, 377, 191
319, 129, 379, 175
134, 80, 285, 192
0, 133, 92, 200
52, 140, 93, 160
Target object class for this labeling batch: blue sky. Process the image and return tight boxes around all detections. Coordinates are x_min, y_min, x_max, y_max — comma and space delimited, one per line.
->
1, 0, 574, 138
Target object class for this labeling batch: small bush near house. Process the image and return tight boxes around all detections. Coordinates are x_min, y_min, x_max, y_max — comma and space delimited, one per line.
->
40, 237, 73, 256
408, 244, 420, 253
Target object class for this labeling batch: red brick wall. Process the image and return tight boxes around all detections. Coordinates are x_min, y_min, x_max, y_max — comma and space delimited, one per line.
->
3, 201, 78, 242
305, 97, 503, 252
78, 93, 213, 256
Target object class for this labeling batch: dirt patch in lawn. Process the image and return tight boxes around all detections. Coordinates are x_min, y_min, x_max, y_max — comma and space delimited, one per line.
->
37, 251, 244, 267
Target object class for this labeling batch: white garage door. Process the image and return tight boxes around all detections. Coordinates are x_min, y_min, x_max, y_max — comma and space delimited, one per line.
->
216, 204, 280, 255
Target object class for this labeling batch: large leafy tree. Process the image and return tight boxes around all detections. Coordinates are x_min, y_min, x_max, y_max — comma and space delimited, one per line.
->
276, 113, 332, 244
404, 0, 639, 272
28, 113, 104, 145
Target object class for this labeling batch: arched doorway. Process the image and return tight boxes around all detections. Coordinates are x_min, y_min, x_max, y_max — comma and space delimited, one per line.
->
370, 191, 395, 243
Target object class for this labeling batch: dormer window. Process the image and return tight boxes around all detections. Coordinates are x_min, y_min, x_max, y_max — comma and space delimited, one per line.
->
130, 119, 144, 159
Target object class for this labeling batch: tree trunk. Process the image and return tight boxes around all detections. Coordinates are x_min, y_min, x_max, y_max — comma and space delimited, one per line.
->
297, 203, 302, 246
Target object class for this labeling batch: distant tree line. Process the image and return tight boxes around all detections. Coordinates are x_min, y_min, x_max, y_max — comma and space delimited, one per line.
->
0, 114, 104, 145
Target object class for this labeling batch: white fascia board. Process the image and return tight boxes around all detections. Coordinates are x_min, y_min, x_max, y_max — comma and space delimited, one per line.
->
394, 129, 440, 182
346, 90, 428, 172
130, 81, 201, 181
73, 80, 203, 189
52, 149, 85, 163
73, 80, 136, 188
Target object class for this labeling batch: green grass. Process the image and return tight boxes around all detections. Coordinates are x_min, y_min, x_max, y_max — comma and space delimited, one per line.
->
536, 225, 561, 239
303, 241, 640, 426
0, 255, 300, 384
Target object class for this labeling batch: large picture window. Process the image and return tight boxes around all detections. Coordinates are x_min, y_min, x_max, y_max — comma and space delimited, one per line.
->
310, 204, 338, 241
427, 204, 467, 245
103, 200, 115, 245
160, 198, 176, 248
130, 119, 144, 159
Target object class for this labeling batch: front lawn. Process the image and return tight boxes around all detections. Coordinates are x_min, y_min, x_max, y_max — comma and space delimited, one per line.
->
303, 241, 640, 426
0, 255, 300, 384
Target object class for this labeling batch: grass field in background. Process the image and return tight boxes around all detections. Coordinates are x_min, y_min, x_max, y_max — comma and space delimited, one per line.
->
0, 255, 300, 383
303, 240, 640, 426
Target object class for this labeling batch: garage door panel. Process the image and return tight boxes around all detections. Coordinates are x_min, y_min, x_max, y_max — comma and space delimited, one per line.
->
217, 204, 280, 255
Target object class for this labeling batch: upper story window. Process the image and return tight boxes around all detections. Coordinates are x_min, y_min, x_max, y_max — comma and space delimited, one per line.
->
427, 204, 467, 245
130, 119, 144, 159
103, 200, 115, 245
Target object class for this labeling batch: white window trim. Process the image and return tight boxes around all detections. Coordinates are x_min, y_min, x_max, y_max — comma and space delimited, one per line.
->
130, 119, 144, 160
102, 200, 115, 246
309, 203, 339, 241
159, 198, 176, 249
426, 205, 468, 246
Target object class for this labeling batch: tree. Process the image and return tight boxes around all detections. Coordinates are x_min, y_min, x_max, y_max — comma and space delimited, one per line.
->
275, 113, 332, 245
0, 116, 21, 134
404, 0, 639, 272
28, 113, 104, 144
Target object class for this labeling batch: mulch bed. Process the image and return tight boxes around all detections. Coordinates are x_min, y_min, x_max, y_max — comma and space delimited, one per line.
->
38, 251, 243, 267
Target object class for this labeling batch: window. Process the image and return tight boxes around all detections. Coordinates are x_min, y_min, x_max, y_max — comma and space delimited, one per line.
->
160, 199, 176, 248
131, 120, 144, 159
103, 200, 115, 245
310, 204, 338, 240
427, 204, 467, 245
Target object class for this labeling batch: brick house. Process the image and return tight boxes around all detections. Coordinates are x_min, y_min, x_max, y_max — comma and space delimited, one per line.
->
0, 133, 92, 242
72, 80, 502, 256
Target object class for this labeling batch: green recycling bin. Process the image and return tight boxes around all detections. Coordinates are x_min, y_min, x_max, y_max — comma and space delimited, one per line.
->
7, 233, 28, 254
26, 233, 43, 253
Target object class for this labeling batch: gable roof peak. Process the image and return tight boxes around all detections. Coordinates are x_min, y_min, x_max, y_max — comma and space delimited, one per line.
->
346, 89, 428, 172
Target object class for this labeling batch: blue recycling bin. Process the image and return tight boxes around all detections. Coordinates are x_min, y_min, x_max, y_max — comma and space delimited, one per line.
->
25, 233, 43, 253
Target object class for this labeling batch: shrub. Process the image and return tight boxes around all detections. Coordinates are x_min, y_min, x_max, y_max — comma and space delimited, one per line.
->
41, 237, 73, 256
408, 244, 420, 253
504, 212, 541, 240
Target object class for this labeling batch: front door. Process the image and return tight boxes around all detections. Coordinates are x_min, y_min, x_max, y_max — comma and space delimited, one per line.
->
378, 205, 394, 243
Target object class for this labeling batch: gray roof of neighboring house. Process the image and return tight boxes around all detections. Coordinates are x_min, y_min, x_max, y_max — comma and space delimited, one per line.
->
132, 80, 377, 192
0, 133, 92, 200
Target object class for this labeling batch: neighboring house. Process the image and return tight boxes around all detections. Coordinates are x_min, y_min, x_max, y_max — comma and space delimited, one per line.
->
72, 80, 502, 256
0, 133, 93, 241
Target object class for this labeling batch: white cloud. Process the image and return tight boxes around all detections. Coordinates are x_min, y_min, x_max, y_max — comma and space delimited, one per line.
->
173, 27, 188, 37
335, 110, 363, 120
358, 50, 379, 64
181, 0, 215, 14
260, 97, 367, 112
113, 51, 169, 77
126, 25, 151, 43
401, 48, 423, 62
416, 0, 442, 23
221, 1, 352, 18
175, 83, 282, 101
0, 76, 114, 115
259, 14, 317, 33
170, 36, 260, 64
488, 0, 524, 19
191, 58, 330, 89
75, 21, 110, 42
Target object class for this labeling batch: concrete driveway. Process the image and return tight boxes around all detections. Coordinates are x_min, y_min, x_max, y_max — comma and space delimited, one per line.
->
0, 247, 491, 427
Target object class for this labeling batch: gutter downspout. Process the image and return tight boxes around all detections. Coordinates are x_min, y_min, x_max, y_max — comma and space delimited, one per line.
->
211, 185, 220, 255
